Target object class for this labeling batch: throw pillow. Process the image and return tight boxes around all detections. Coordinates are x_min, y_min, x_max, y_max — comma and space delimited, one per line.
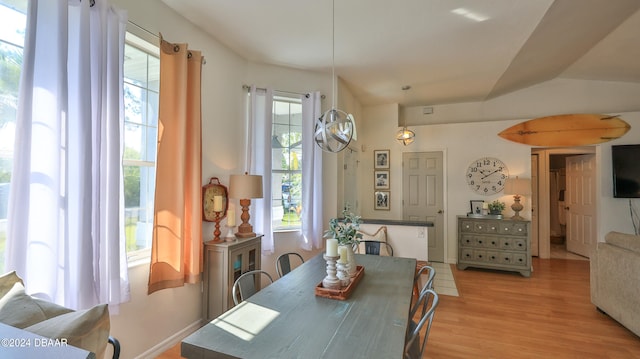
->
25, 303, 110, 357
357, 226, 391, 256
0, 271, 23, 298
0, 282, 72, 329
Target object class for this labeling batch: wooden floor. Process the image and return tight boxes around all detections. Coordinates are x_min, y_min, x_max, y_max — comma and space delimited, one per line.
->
158, 257, 640, 358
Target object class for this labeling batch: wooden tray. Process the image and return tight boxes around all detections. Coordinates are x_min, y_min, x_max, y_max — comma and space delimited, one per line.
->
315, 265, 365, 300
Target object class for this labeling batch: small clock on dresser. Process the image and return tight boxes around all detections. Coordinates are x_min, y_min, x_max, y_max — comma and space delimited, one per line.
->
466, 157, 509, 195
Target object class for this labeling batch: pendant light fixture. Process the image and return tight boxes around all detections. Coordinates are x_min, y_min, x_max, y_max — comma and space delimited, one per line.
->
396, 85, 415, 146
314, 0, 355, 153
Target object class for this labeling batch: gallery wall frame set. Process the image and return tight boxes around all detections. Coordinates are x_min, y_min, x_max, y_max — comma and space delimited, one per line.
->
373, 149, 390, 210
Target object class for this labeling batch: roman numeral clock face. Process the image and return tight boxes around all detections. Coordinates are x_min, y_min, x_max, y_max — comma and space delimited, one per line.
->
466, 157, 509, 195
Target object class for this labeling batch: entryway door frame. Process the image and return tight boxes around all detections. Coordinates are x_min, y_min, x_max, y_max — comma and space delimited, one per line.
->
531, 146, 596, 259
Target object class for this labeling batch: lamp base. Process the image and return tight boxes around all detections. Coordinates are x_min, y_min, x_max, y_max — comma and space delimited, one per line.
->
235, 231, 256, 238
236, 199, 255, 238
510, 195, 525, 221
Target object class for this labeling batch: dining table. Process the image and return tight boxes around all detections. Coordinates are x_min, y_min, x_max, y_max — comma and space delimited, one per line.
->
181, 253, 417, 359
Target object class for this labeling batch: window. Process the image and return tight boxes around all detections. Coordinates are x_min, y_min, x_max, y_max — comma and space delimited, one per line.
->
0, 0, 27, 271
0, 3, 158, 266
272, 96, 302, 230
123, 33, 159, 261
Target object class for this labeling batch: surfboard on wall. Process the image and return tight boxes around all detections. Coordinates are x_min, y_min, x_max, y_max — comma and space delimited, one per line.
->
498, 114, 631, 146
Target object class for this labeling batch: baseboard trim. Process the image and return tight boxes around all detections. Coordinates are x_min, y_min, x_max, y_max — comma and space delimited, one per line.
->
134, 319, 203, 359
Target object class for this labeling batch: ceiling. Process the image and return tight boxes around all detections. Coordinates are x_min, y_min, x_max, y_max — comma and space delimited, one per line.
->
160, 0, 640, 108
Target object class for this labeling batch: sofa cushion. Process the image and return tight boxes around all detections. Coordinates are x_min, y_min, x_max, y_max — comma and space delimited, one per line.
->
605, 231, 640, 253
0, 271, 23, 298
25, 303, 110, 357
0, 282, 73, 328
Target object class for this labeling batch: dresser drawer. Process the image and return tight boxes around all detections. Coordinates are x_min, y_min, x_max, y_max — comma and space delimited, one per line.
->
498, 222, 528, 236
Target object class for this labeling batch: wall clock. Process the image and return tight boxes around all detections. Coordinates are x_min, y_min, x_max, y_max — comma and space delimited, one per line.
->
202, 177, 228, 222
466, 157, 509, 195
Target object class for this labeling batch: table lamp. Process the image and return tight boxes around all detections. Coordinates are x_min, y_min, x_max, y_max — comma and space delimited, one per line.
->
504, 176, 531, 220
229, 173, 263, 238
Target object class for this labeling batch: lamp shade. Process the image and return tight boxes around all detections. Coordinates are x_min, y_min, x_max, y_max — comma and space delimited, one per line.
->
504, 177, 531, 195
229, 174, 263, 199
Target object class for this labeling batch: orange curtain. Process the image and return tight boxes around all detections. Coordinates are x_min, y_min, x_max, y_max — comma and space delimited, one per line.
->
148, 36, 204, 294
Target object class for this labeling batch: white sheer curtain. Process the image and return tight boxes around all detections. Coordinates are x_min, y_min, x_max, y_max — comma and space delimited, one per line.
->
5, 0, 129, 311
247, 86, 274, 253
300, 92, 324, 250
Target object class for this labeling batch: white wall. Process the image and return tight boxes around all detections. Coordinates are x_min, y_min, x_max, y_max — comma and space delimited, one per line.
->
596, 112, 640, 237
359, 105, 531, 263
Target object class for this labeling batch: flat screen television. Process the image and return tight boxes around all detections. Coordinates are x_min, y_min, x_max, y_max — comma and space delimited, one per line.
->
612, 144, 640, 198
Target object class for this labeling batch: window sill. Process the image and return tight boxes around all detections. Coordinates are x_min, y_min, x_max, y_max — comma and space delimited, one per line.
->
274, 228, 301, 234
127, 256, 150, 269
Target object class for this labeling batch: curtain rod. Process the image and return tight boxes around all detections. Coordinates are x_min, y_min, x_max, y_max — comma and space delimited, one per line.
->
242, 85, 325, 99
128, 20, 159, 39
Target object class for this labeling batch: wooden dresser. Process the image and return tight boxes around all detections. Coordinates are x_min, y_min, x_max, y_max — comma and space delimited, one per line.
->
202, 235, 262, 321
457, 216, 531, 277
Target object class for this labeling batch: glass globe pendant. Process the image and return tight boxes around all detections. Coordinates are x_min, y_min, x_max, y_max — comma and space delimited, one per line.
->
315, 109, 354, 152
396, 127, 415, 146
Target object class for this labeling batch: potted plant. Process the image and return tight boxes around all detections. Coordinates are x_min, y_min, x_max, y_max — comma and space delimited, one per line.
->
488, 200, 505, 215
324, 209, 363, 246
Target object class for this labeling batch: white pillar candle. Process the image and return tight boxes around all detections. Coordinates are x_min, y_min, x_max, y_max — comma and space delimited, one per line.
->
326, 238, 338, 257
338, 246, 348, 263
227, 209, 235, 226
213, 195, 223, 212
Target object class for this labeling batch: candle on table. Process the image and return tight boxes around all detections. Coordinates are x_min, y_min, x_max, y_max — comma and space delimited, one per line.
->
338, 246, 348, 263
213, 195, 223, 212
227, 209, 235, 226
326, 238, 338, 257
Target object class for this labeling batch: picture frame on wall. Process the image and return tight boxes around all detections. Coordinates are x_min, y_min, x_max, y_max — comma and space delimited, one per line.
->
375, 191, 390, 210
470, 200, 485, 215
374, 170, 390, 189
374, 149, 390, 169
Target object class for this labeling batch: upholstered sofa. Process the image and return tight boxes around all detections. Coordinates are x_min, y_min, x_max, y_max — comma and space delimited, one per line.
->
0, 271, 120, 358
590, 231, 640, 337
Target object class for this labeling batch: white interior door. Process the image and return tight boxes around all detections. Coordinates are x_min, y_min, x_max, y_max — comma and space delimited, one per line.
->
403, 151, 444, 262
565, 154, 596, 258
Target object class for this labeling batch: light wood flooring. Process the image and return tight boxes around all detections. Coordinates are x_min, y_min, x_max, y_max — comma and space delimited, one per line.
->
158, 257, 640, 359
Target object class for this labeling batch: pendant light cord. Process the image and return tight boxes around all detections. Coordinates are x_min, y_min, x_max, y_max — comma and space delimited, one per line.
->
331, 0, 337, 109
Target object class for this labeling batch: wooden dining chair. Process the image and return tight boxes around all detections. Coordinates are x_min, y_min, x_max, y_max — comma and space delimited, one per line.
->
405, 288, 439, 359
276, 252, 305, 278
356, 240, 394, 256
232, 270, 273, 305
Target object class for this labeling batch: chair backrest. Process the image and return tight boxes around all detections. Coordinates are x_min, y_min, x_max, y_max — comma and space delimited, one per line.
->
232, 270, 274, 305
357, 240, 394, 256
276, 252, 305, 278
415, 265, 436, 294
405, 289, 439, 359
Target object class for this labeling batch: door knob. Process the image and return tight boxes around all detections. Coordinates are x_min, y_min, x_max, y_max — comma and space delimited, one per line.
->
565, 206, 570, 210
437, 210, 444, 214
